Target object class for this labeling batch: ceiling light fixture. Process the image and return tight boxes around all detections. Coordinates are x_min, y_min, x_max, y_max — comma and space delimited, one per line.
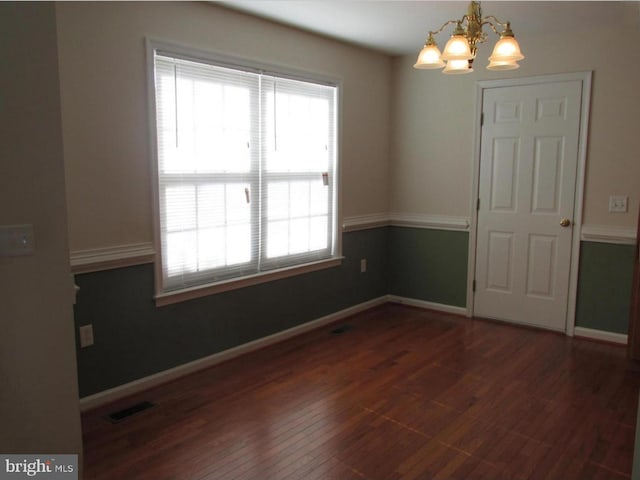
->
414, 1, 524, 74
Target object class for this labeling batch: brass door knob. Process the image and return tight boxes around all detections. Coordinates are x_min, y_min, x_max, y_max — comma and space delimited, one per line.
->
560, 218, 571, 227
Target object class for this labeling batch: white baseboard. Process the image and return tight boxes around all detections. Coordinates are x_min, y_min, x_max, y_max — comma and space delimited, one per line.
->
79, 296, 388, 412
386, 295, 468, 316
79, 295, 628, 411
573, 326, 628, 345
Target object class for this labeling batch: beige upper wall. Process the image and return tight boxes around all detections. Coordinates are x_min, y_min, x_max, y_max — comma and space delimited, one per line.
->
0, 3, 82, 455
56, 1, 391, 252
58, 2, 640, 251
391, 22, 640, 229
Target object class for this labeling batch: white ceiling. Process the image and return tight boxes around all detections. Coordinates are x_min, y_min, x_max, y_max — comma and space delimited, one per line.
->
219, 1, 640, 56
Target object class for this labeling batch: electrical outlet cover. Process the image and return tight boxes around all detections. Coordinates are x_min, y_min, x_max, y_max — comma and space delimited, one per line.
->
360, 258, 367, 273
79, 324, 94, 348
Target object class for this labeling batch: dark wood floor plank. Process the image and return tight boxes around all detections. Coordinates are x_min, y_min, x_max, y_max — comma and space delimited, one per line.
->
81, 303, 640, 480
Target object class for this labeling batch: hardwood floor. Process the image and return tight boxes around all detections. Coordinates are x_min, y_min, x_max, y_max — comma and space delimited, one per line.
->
81, 304, 640, 479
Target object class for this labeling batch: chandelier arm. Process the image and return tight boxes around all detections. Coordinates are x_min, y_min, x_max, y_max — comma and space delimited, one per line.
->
480, 20, 503, 36
482, 15, 509, 26
429, 19, 463, 37
481, 16, 511, 34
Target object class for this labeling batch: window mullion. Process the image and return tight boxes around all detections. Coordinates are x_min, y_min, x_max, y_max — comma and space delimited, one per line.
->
252, 75, 262, 273
258, 74, 268, 272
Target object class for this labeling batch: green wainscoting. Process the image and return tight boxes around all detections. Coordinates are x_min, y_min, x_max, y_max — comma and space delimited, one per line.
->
74, 226, 636, 398
388, 227, 469, 308
74, 228, 388, 397
575, 241, 635, 334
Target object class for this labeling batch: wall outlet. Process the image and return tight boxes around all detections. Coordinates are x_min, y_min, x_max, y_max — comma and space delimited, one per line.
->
79, 324, 94, 348
360, 258, 367, 273
609, 195, 628, 213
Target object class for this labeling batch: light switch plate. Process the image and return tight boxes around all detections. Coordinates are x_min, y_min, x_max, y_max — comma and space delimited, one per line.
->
609, 195, 628, 213
0, 224, 35, 256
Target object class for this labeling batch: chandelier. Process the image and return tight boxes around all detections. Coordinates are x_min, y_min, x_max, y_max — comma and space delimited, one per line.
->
414, 1, 524, 74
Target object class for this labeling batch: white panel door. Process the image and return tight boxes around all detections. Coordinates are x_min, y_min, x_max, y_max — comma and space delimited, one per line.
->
474, 81, 582, 331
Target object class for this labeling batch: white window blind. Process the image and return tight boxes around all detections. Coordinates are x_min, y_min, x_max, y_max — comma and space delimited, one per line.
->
152, 52, 338, 292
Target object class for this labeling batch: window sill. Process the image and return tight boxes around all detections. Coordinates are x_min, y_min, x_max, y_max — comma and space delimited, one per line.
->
155, 256, 344, 307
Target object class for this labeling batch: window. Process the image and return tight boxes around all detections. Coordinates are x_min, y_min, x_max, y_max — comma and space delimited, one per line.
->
150, 46, 339, 295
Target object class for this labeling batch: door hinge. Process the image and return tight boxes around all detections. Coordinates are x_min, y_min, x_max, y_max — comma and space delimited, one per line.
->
472, 280, 476, 292
477, 198, 480, 211
480, 113, 484, 126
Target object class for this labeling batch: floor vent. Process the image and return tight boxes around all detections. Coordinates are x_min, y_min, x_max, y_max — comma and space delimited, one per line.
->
106, 401, 155, 423
331, 324, 353, 335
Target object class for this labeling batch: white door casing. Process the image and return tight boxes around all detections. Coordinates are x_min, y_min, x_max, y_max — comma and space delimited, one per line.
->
472, 75, 589, 332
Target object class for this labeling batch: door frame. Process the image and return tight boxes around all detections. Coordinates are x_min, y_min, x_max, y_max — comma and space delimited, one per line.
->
466, 72, 592, 335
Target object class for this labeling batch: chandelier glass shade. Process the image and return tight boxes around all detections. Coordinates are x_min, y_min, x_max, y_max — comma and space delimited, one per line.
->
486, 59, 519, 71
413, 34, 446, 69
443, 59, 474, 74
414, 1, 524, 74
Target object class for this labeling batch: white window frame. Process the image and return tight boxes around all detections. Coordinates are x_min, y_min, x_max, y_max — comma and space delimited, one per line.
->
146, 40, 342, 305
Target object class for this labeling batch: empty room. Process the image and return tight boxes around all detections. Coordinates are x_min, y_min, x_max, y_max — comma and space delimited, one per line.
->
2, 1, 640, 479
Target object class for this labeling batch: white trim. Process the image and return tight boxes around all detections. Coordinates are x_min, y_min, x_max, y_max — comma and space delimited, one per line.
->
78, 292, 625, 411
343, 214, 389, 232
70, 243, 155, 274
387, 295, 467, 316
566, 72, 593, 336
466, 79, 485, 318
146, 38, 165, 308
155, 256, 343, 307
390, 213, 470, 231
468, 72, 593, 336
79, 296, 388, 412
343, 213, 471, 232
67, 211, 478, 275
574, 326, 628, 345
581, 225, 637, 245
146, 37, 341, 89
146, 39, 343, 300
